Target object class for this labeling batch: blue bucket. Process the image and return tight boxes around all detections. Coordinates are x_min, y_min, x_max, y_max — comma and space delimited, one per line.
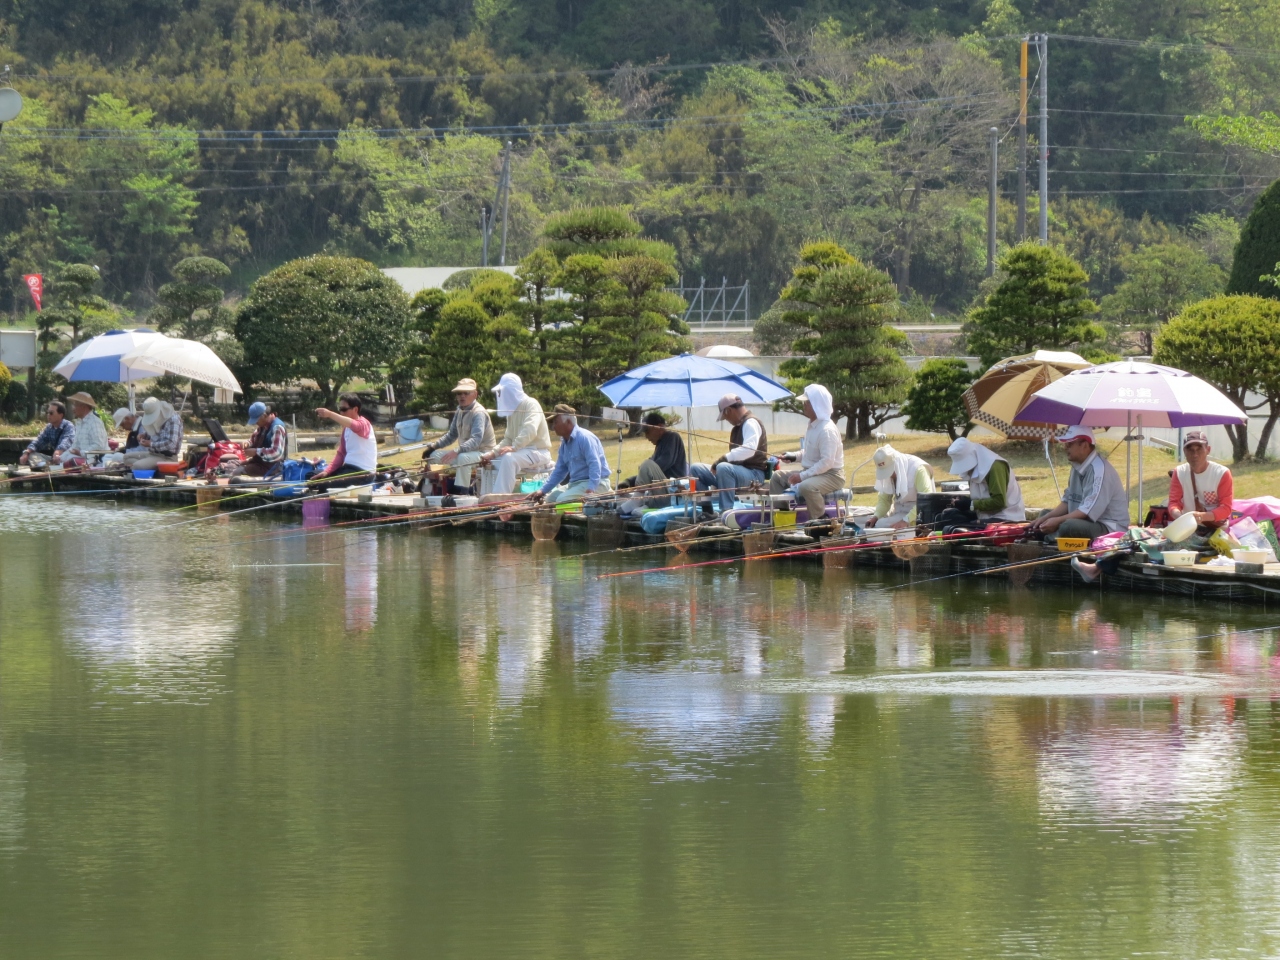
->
132, 469, 156, 480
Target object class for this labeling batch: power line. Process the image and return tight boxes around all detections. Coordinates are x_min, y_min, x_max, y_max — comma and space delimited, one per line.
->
1048, 33, 1280, 62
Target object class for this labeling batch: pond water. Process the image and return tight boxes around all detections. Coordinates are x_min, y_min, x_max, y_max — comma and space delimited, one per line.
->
3, 498, 1280, 958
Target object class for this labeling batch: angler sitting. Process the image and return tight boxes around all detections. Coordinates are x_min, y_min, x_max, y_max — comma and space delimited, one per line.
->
479, 373, 553, 495
112, 408, 143, 453
313, 394, 379, 488
618, 412, 686, 503
61, 392, 110, 466
19, 402, 76, 466
936, 437, 1025, 530
1167, 430, 1232, 530
121, 397, 184, 471
527, 405, 612, 505
769, 384, 846, 521
688, 394, 768, 513
871, 444, 934, 529
1028, 425, 1128, 543
422, 378, 497, 494
238, 401, 287, 479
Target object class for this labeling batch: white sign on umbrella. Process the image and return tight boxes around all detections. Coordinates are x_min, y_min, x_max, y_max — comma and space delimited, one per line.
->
119, 338, 242, 402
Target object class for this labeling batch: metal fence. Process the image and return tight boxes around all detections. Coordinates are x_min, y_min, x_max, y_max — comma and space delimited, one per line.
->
668, 277, 750, 329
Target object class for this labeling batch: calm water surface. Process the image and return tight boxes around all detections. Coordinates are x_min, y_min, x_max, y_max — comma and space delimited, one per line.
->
3, 498, 1280, 958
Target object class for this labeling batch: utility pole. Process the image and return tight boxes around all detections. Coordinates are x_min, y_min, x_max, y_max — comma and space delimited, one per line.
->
1017, 38, 1028, 241
1038, 33, 1049, 244
498, 140, 513, 266
480, 206, 490, 266
988, 127, 999, 277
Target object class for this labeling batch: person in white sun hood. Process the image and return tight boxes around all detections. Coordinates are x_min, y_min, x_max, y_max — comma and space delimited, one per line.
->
769, 383, 846, 521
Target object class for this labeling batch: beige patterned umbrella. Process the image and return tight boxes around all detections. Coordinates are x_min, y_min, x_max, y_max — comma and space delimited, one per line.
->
962, 350, 1091, 439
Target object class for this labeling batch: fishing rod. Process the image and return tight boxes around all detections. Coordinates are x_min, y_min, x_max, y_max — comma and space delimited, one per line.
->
592, 528, 1009, 580
879, 544, 1113, 591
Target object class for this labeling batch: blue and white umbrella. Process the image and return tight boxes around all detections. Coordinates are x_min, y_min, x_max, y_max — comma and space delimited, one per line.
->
53, 328, 168, 383
598, 353, 792, 408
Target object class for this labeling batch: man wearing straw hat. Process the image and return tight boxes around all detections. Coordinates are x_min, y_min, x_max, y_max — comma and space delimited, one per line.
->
527, 405, 612, 505
61, 392, 110, 466
422, 378, 497, 493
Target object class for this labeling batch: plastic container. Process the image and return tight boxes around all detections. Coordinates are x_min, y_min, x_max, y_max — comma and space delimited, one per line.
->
519, 479, 542, 494
426, 496, 445, 509
1162, 549, 1197, 567
156, 462, 183, 476
1164, 512, 1199, 543
131, 469, 156, 480
453, 496, 479, 508
1233, 549, 1270, 564
774, 510, 797, 529
1056, 537, 1091, 553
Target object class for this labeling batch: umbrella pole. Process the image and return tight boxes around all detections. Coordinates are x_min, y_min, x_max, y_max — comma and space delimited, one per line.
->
1126, 411, 1132, 524
1137, 413, 1144, 524
128, 382, 135, 416
1043, 439, 1061, 499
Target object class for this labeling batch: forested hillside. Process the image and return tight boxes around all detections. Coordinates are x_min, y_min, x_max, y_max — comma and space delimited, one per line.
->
1, 0, 1278, 313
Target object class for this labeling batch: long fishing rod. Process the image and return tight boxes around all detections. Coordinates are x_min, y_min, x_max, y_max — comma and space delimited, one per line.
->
592, 529, 1008, 580
879, 545, 1111, 590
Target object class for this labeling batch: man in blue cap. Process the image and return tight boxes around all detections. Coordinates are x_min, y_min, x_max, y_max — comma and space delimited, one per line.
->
241, 401, 287, 478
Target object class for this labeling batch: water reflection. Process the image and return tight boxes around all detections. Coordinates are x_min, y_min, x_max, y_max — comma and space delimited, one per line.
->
1037, 699, 1244, 826
8, 503, 1280, 958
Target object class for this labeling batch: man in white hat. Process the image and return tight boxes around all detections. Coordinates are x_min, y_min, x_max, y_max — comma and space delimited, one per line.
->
121, 396, 184, 470
61, 391, 109, 465
1028, 425, 1129, 541
1167, 429, 1232, 528
871, 444, 935, 528
688, 394, 769, 514
422, 377, 497, 493
943, 437, 1025, 525
769, 383, 846, 521
479, 373, 553, 495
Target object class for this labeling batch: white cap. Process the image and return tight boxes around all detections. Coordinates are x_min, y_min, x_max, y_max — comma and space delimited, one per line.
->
1056, 425, 1096, 444
872, 445, 896, 481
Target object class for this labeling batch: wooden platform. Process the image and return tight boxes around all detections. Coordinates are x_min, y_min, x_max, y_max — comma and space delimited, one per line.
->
7, 472, 1280, 606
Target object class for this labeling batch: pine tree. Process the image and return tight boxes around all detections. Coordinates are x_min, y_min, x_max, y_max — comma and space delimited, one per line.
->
776, 241, 911, 440
962, 244, 1102, 368
1227, 178, 1280, 299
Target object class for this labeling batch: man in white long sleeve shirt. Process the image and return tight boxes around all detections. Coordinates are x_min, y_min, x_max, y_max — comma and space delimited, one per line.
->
768, 383, 846, 520
62, 392, 110, 466
480, 373, 553, 494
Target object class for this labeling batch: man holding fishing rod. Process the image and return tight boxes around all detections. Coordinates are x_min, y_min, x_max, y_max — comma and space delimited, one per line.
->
1027, 426, 1129, 543
526, 405, 612, 505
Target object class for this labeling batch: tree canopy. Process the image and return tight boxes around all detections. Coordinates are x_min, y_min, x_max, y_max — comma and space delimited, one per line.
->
962, 245, 1102, 369
1153, 295, 1280, 461
235, 256, 411, 407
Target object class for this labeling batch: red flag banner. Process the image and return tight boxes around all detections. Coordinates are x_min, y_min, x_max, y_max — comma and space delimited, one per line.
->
22, 274, 41, 311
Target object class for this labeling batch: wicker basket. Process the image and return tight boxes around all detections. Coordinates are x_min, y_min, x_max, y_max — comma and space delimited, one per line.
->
743, 529, 776, 556
530, 510, 562, 541
821, 537, 855, 568
195, 485, 223, 514
1006, 543, 1042, 587
664, 519, 701, 552
587, 511, 626, 550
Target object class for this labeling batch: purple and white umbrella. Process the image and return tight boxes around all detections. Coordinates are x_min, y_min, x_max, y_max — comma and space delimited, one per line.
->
1016, 360, 1247, 522
1015, 360, 1246, 428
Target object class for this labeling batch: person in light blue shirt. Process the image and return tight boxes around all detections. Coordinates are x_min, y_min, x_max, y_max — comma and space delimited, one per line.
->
528, 404, 612, 504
